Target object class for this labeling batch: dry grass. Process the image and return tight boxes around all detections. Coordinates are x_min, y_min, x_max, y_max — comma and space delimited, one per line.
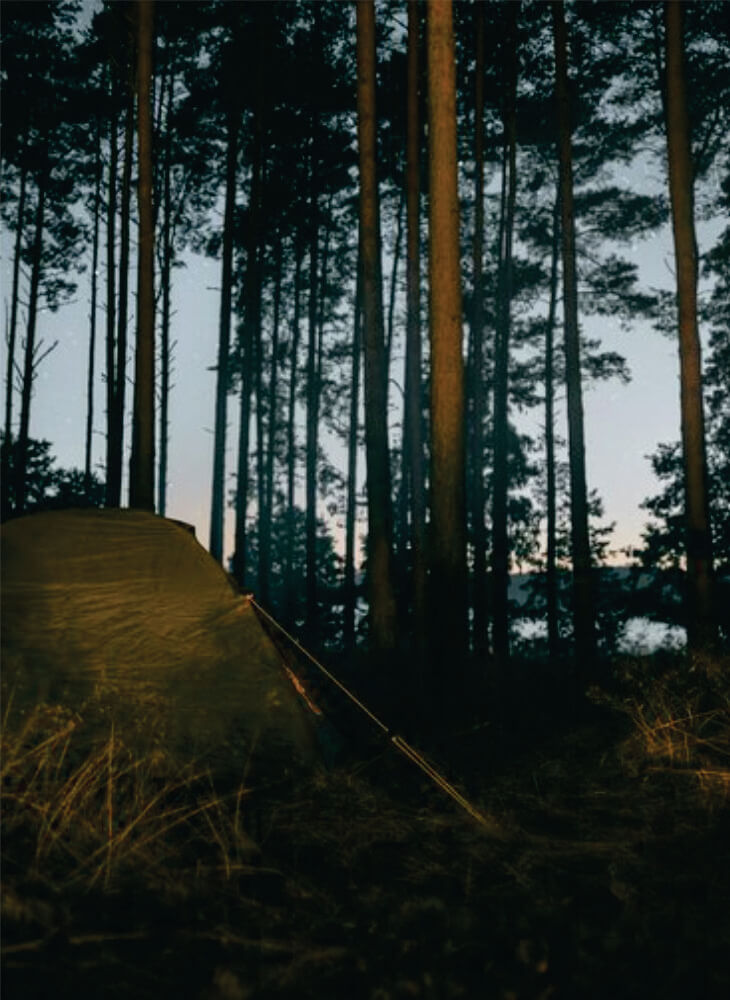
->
589, 649, 730, 807
0, 701, 258, 893
2, 652, 729, 999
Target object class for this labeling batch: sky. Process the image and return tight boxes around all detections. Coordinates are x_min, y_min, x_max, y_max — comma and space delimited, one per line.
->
1, 206, 721, 572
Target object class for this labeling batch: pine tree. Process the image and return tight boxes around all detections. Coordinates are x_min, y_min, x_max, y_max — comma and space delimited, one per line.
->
427, 0, 468, 694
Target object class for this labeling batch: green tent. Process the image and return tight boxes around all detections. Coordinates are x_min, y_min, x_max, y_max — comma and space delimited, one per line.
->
1, 508, 320, 773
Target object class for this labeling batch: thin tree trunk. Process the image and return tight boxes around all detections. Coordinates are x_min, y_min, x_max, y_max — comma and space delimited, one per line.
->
427, 0, 468, 691
232, 323, 254, 587
663, 0, 716, 650
469, 0, 488, 659
233, 29, 264, 588
404, 0, 427, 666
110, 77, 134, 507
284, 238, 303, 625
157, 74, 174, 516
385, 186, 405, 375
356, 0, 398, 656
129, 0, 155, 511
552, 0, 596, 672
255, 268, 266, 596
209, 107, 238, 561
15, 170, 47, 514
545, 182, 561, 661
491, 5, 518, 668
344, 236, 363, 653
85, 115, 103, 495
261, 231, 283, 610
2, 150, 28, 517
305, 134, 320, 639
105, 69, 118, 507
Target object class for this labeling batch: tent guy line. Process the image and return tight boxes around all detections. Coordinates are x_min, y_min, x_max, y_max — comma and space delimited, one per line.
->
249, 596, 505, 837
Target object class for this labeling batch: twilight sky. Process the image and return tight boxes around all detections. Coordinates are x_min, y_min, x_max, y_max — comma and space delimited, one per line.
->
1, 206, 720, 570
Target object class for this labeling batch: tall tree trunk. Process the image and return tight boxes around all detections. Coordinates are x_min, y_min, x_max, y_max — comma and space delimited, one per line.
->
232, 322, 254, 587
209, 107, 238, 562
403, 0, 427, 665
663, 0, 716, 650
129, 0, 155, 511
427, 0, 468, 690
469, 0, 488, 659
2, 149, 28, 518
85, 115, 103, 495
552, 0, 596, 672
105, 69, 118, 507
490, 5, 519, 668
545, 182, 561, 662
110, 78, 134, 507
261, 231, 283, 610
284, 238, 303, 625
344, 236, 363, 653
15, 169, 47, 514
385, 186, 404, 375
255, 265, 266, 596
356, 0, 398, 656
232, 28, 264, 589
305, 135, 320, 639
157, 75, 174, 516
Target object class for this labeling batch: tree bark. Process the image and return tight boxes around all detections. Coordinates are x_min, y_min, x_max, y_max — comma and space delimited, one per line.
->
232, 23, 264, 588
385, 186, 404, 376
261, 231, 283, 610
403, 0, 427, 665
129, 0, 155, 511
2, 148, 27, 518
85, 115, 103, 496
110, 75, 134, 507
209, 107, 238, 561
663, 0, 716, 650
305, 132, 320, 639
469, 0, 488, 659
15, 169, 47, 514
356, 0, 398, 656
545, 182, 561, 662
284, 237, 303, 626
491, 4, 519, 668
552, 0, 596, 672
157, 68, 174, 517
344, 236, 363, 653
427, 0, 468, 686
105, 66, 118, 507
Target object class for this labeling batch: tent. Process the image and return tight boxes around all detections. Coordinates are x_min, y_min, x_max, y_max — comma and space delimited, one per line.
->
1, 508, 321, 774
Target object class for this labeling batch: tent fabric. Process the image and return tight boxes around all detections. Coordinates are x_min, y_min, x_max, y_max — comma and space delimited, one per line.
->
1, 508, 320, 771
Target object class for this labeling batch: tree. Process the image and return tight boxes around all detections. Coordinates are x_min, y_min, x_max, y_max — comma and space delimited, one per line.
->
663, 0, 716, 650
403, 0, 427, 663
490, 2, 520, 669
128, 0, 155, 510
356, 0, 398, 656
426, 0, 468, 692
209, 100, 238, 562
1, 0, 85, 516
467, 0, 488, 660
551, 0, 597, 675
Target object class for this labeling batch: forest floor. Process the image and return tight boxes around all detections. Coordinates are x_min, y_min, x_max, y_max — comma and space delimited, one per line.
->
2, 651, 729, 1000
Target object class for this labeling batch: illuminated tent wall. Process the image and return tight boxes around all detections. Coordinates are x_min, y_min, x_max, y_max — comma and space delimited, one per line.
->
1, 509, 320, 774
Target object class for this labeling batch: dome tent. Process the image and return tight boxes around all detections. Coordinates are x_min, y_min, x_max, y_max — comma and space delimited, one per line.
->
1, 508, 320, 774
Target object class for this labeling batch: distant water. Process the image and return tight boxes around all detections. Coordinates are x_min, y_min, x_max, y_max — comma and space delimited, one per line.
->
514, 616, 686, 655
618, 617, 686, 655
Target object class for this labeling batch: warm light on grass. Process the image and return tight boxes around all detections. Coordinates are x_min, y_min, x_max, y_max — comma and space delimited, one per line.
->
0, 701, 258, 891
590, 650, 730, 806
